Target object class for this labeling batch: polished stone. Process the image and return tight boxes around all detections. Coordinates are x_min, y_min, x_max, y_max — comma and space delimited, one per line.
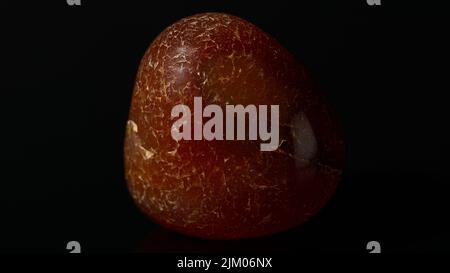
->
124, 13, 344, 239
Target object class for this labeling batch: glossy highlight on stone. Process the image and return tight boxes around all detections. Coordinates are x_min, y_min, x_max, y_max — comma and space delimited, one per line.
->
124, 13, 344, 239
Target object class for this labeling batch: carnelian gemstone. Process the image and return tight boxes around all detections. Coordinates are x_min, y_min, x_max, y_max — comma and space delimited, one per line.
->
124, 13, 344, 239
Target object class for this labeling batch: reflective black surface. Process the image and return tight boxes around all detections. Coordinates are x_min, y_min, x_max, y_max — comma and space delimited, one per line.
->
1, 1, 448, 252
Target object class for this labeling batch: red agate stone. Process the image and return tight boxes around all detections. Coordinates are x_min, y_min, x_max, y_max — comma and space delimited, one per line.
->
124, 13, 344, 239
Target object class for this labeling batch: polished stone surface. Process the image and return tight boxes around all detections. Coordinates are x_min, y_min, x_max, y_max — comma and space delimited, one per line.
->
125, 13, 344, 239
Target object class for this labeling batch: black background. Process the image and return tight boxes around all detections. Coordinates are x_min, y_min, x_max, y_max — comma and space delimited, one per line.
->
1, 0, 448, 253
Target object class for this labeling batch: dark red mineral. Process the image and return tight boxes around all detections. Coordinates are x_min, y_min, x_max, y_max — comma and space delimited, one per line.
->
124, 13, 344, 239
